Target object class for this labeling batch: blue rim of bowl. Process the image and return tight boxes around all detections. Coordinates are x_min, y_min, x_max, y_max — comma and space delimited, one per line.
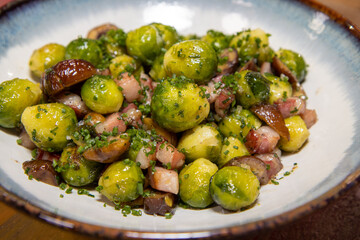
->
0, 0, 359, 239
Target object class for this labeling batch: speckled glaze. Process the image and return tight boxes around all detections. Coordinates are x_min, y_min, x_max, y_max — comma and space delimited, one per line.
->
0, 0, 359, 239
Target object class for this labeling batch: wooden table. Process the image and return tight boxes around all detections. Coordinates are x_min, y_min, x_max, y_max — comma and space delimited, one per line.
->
0, 0, 360, 239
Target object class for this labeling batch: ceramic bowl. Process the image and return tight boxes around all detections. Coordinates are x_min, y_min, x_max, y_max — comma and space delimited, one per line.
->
0, 0, 359, 239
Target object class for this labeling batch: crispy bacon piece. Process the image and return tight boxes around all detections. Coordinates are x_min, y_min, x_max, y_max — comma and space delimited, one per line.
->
149, 167, 179, 194
255, 153, 283, 180
274, 97, 306, 119
245, 126, 280, 154
95, 112, 127, 134
156, 142, 185, 170
55, 92, 90, 118
115, 73, 142, 103
136, 146, 156, 169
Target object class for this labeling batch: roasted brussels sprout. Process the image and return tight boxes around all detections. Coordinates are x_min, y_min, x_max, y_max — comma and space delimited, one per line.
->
109, 54, 141, 78
126, 25, 164, 65
201, 30, 231, 52
276, 49, 307, 83
218, 136, 250, 167
210, 166, 260, 211
229, 28, 273, 65
65, 38, 103, 67
163, 40, 218, 85
179, 158, 218, 208
21, 103, 77, 152
265, 73, 293, 104
149, 54, 167, 82
151, 23, 179, 49
177, 124, 222, 163
279, 115, 310, 152
81, 75, 123, 114
57, 146, 103, 187
29, 43, 65, 77
151, 76, 210, 133
0, 78, 42, 128
98, 160, 144, 203
235, 70, 270, 108
98, 28, 127, 58
219, 106, 262, 139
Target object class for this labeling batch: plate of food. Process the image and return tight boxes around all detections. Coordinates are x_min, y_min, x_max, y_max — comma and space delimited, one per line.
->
0, 0, 359, 239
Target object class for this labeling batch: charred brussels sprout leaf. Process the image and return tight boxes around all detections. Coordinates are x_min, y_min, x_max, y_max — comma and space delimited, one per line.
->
0, 78, 42, 128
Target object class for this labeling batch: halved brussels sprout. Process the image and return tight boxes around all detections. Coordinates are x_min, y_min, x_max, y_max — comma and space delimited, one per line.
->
201, 30, 231, 52
163, 40, 218, 85
151, 76, 210, 133
0, 78, 42, 128
65, 38, 103, 67
126, 25, 164, 65
81, 75, 123, 114
210, 166, 260, 211
265, 73, 293, 104
109, 54, 141, 78
151, 23, 179, 49
279, 115, 310, 152
29, 43, 65, 77
98, 160, 144, 203
235, 70, 270, 108
229, 28, 273, 65
218, 136, 250, 167
276, 48, 307, 83
177, 124, 222, 163
21, 103, 77, 152
219, 106, 262, 139
179, 158, 218, 208
58, 146, 103, 187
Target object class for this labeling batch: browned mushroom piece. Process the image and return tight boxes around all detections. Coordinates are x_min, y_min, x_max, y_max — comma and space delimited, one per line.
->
82, 134, 130, 163
237, 58, 258, 72
272, 56, 306, 97
217, 48, 239, 75
87, 23, 118, 40
144, 190, 177, 216
223, 156, 269, 185
19, 128, 36, 150
42, 59, 97, 96
22, 160, 60, 186
54, 91, 91, 118
251, 103, 290, 140
260, 61, 272, 75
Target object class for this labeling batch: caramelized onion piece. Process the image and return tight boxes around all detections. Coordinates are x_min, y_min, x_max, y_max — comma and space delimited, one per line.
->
87, 23, 118, 40
251, 103, 290, 140
218, 48, 239, 75
22, 160, 59, 186
82, 135, 130, 163
224, 156, 269, 185
42, 59, 96, 96
144, 190, 177, 216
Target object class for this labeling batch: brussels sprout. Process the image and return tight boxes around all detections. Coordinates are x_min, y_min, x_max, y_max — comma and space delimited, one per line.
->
65, 38, 103, 67
265, 73, 293, 104
151, 23, 179, 49
126, 25, 164, 65
178, 124, 222, 163
57, 146, 103, 187
109, 54, 141, 78
276, 48, 307, 83
279, 116, 309, 152
229, 28, 273, 65
21, 103, 77, 152
201, 30, 231, 52
179, 158, 218, 208
127, 129, 156, 162
0, 78, 42, 128
98, 160, 144, 203
81, 75, 123, 114
151, 76, 210, 133
235, 70, 270, 108
163, 40, 218, 85
29, 43, 65, 77
149, 54, 167, 82
218, 137, 250, 167
210, 166, 260, 211
219, 106, 262, 139
98, 29, 127, 58
179, 34, 200, 41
